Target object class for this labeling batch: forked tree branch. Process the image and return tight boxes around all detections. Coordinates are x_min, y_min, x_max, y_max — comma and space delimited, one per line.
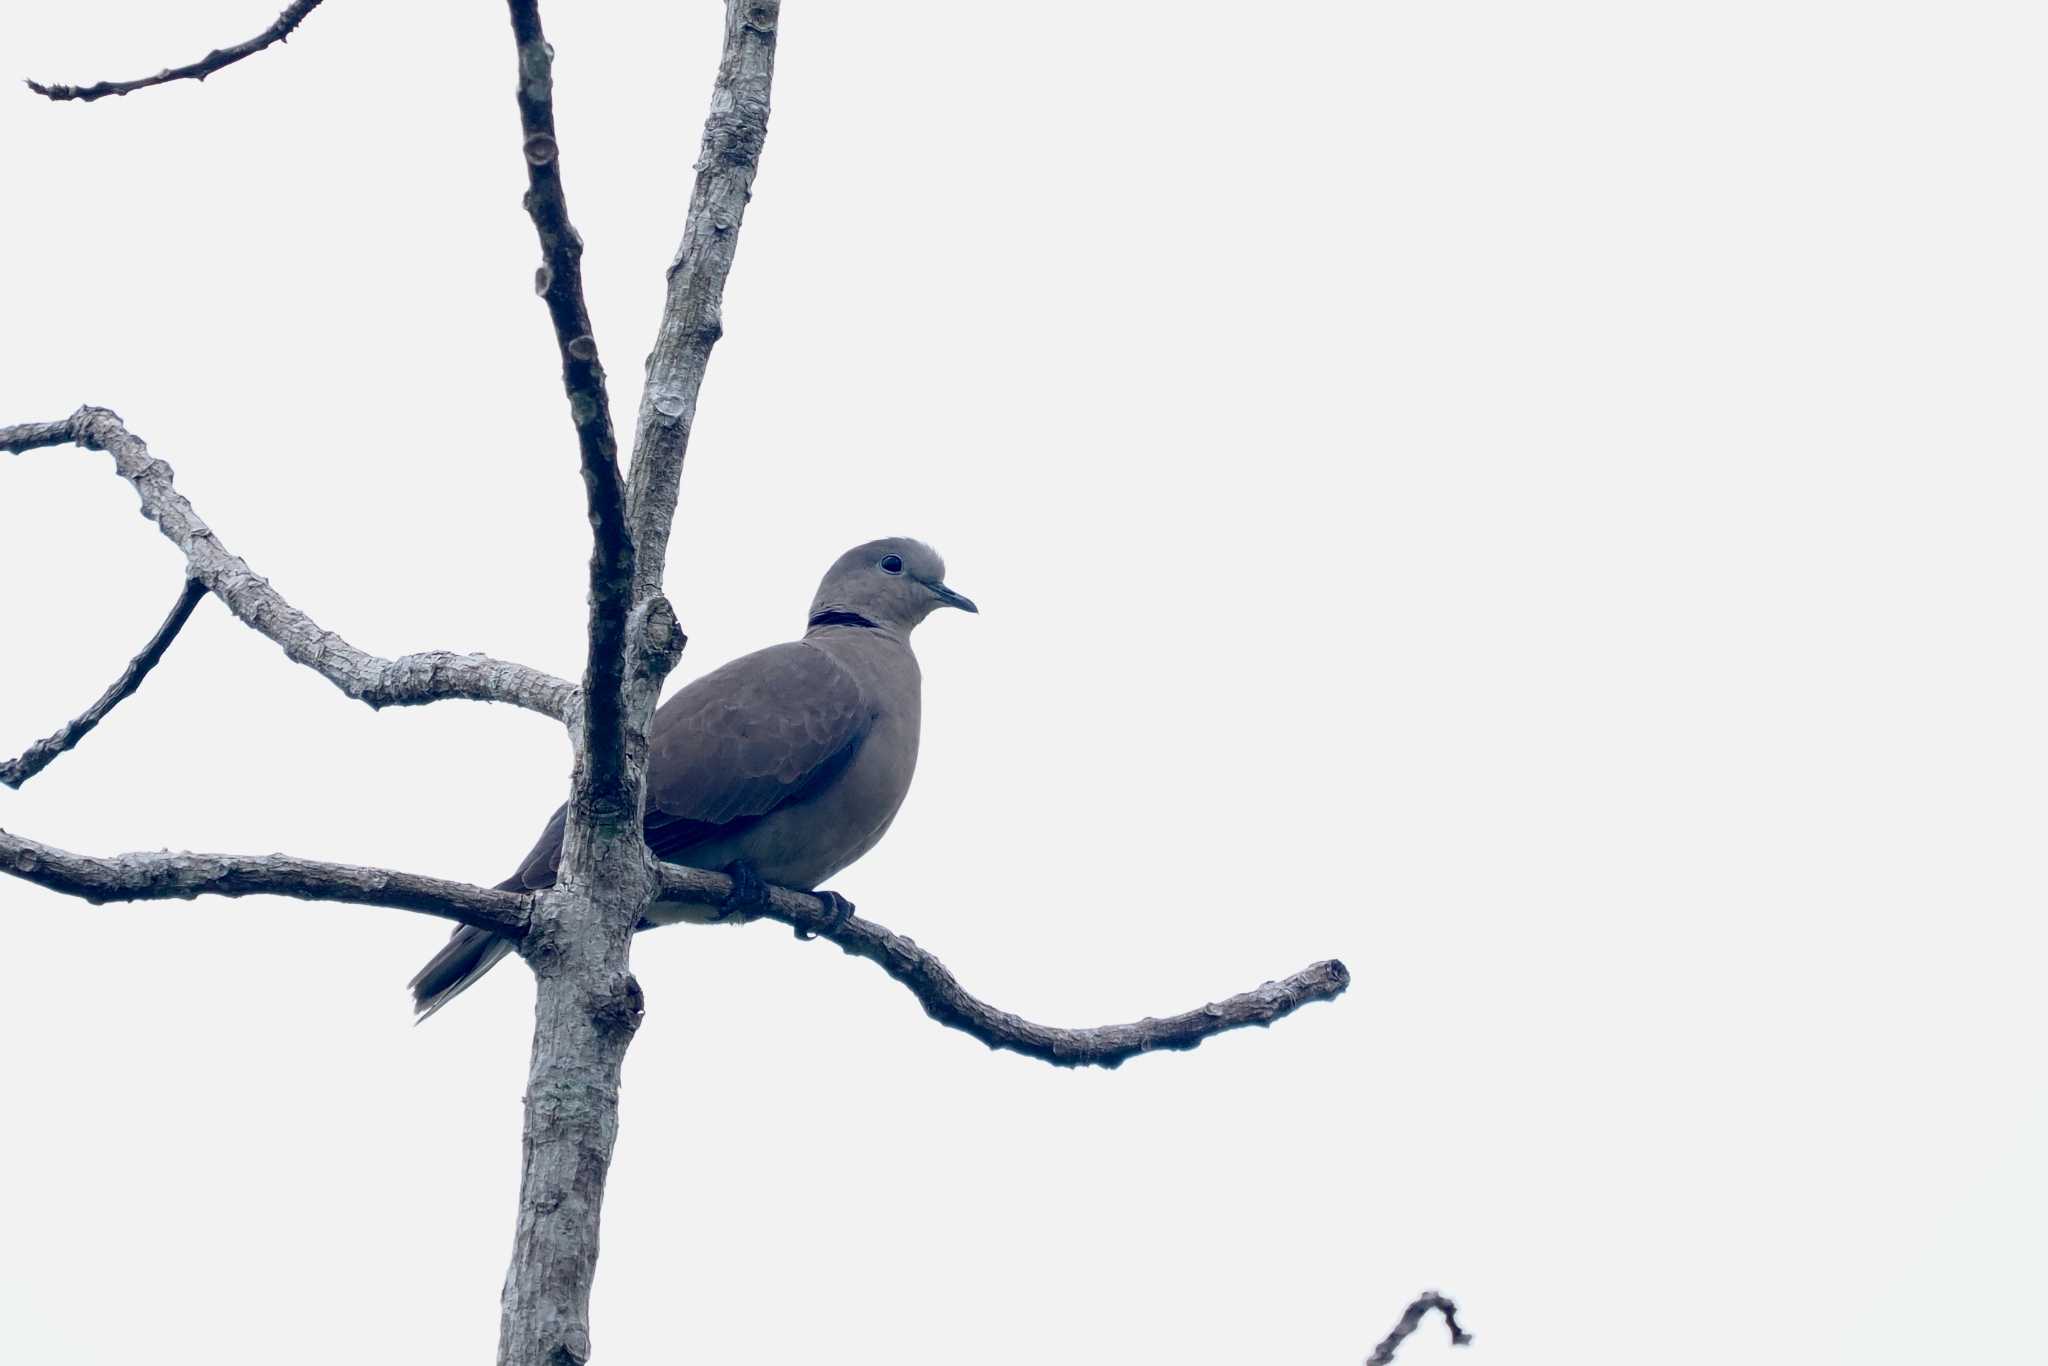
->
623, 0, 779, 602
1366, 1291, 1473, 1366
2, 408, 578, 720
504, 0, 638, 813
1, 576, 207, 789
10, 7, 1368, 1364
0, 828, 532, 937
26, 0, 327, 103
653, 864, 1350, 1067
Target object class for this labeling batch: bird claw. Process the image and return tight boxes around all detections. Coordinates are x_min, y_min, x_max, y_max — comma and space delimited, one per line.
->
710, 861, 771, 922
797, 889, 854, 940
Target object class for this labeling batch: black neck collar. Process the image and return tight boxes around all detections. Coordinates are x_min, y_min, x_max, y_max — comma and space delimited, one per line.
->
807, 609, 883, 631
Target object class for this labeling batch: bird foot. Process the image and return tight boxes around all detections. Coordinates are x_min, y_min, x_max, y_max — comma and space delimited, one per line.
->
796, 889, 855, 940
710, 861, 772, 922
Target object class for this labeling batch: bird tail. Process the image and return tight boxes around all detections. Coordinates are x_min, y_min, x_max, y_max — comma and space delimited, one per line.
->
408, 919, 516, 1022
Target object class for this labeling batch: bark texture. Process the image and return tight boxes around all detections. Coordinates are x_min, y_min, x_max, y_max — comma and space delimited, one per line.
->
624, 0, 780, 602
0, 827, 531, 935
499, 870, 647, 1366
2, 409, 576, 720
490, 6, 774, 1358
496, 662, 670, 1366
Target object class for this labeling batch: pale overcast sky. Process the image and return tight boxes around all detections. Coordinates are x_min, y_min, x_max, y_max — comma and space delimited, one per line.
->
3, 3, 2045, 1363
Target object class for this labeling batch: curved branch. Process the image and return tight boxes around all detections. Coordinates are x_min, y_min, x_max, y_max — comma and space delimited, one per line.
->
2, 577, 207, 789
504, 0, 636, 811
653, 863, 1349, 1068
3, 407, 578, 721
1366, 1292, 1473, 1366
624, 0, 780, 603
0, 827, 532, 937
26, 0, 328, 103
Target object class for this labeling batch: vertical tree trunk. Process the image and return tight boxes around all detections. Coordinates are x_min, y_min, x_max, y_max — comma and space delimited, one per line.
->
492, 2, 773, 1354
497, 828, 651, 1366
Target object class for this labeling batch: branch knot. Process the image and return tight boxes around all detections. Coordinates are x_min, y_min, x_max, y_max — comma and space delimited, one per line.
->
630, 596, 686, 682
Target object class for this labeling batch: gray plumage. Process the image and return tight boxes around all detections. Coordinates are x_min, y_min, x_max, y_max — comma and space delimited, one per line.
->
409, 538, 975, 1018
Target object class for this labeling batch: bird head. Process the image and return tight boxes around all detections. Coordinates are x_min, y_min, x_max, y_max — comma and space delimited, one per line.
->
807, 538, 977, 635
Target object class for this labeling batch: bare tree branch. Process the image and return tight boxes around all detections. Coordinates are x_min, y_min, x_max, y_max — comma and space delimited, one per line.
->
25, 0, 328, 103
0, 827, 532, 937
1, 577, 207, 790
1366, 1291, 1473, 1366
2, 407, 578, 721
623, 0, 779, 602
492, 9, 778, 1361
653, 863, 1350, 1068
0, 416, 82, 451
504, 0, 638, 814
10, 5, 1366, 1361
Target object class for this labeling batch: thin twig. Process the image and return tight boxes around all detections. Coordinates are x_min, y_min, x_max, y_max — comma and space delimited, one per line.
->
2, 408, 578, 720
26, 0, 328, 103
623, 0, 780, 603
0, 827, 532, 937
1, 577, 207, 789
653, 863, 1349, 1068
1365, 1292, 1473, 1366
503, 0, 636, 813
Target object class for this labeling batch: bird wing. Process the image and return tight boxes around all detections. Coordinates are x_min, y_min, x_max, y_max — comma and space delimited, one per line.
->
499, 641, 870, 890
643, 640, 871, 857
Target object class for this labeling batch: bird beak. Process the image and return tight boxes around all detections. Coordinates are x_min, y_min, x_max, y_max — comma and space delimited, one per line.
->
926, 581, 979, 614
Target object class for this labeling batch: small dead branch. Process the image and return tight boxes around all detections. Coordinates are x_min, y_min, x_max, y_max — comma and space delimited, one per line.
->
1366, 1291, 1473, 1366
26, 0, 328, 103
2, 577, 206, 789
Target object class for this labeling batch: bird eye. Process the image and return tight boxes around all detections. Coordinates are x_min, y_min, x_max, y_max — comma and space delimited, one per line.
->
879, 555, 904, 575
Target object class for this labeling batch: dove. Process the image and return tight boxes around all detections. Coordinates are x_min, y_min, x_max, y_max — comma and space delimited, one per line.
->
409, 537, 975, 1017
